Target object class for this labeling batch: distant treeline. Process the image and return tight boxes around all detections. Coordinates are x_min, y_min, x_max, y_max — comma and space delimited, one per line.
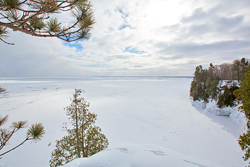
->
190, 58, 250, 108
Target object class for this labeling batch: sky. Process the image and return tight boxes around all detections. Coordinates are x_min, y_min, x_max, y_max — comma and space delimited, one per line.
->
0, 0, 250, 77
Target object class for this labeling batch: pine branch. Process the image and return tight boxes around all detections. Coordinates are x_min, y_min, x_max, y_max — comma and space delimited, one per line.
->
0, 138, 30, 156
0, 0, 94, 44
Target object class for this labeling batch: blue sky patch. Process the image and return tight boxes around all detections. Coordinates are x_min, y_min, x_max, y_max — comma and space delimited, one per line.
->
117, 7, 129, 18
119, 25, 131, 30
124, 47, 145, 54
63, 42, 84, 50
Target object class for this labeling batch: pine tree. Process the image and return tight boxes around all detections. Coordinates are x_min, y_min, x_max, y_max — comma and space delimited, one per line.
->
211, 77, 220, 100
234, 68, 250, 116
49, 89, 109, 167
240, 58, 250, 82
217, 84, 238, 108
234, 68, 250, 164
232, 58, 249, 82
190, 65, 210, 102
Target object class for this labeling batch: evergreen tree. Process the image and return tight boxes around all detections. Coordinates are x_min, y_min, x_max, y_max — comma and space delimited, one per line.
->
206, 63, 220, 101
49, 89, 108, 167
190, 65, 206, 101
0, 86, 6, 92
240, 58, 249, 82
205, 76, 220, 101
190, 65, 217, 102
0, 115, 45, 157
232, 58, 249, 82
217, 84, 238, 108
234, 68, 250, 165
234, 67, 250, 117
232, 59, 241, 81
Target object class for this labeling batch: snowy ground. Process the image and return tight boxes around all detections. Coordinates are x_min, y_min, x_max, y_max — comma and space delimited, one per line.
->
0, 77, 247, 167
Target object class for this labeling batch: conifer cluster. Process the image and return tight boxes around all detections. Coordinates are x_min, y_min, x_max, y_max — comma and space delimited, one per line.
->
190, 58, 249, 108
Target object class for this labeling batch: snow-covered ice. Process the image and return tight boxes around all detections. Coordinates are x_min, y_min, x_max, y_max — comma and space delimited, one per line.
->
0, 77, 247, 167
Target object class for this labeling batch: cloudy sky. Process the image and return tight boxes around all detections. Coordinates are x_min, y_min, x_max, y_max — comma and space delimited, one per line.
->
0, 0, 250, 77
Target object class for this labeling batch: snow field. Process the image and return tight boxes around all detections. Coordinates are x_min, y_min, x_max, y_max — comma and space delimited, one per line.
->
0, 77, 248, 166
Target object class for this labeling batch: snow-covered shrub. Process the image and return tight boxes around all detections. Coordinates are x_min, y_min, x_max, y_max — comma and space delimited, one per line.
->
205, 99, 234, 116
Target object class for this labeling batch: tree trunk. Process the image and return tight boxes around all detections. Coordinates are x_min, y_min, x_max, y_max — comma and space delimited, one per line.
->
75, 106, 80, 158
81, 126, 85, 157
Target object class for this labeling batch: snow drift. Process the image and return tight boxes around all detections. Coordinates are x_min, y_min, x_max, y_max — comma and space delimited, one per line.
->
64, 142, 224, 167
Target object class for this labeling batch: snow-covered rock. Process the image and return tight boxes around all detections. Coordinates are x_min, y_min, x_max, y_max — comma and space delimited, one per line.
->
205, 100, 234, 116
229, 105, 247, 130
191, 99, 206, 109
191, 98, 247, 128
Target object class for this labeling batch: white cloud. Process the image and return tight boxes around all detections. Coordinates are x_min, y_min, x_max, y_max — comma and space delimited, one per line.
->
1, 0, 250, 77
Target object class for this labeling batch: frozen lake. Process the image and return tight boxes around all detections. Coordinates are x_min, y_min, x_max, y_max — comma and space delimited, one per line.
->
0, 77, 247, 167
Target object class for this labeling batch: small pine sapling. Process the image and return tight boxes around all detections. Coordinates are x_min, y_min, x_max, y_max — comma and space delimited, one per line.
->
49, 89, 108, 167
